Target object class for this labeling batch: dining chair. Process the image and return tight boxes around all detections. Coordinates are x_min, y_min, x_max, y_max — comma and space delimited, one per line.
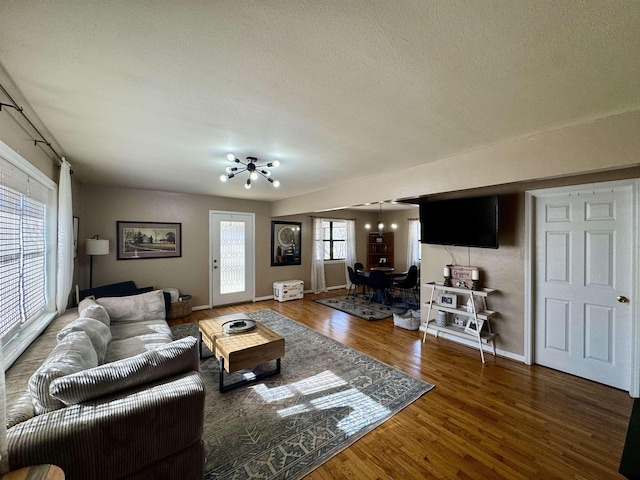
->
393, 265, 419, 304
367, 270, 391, 308
354, 262, 367, 296
347, 266, 368, 300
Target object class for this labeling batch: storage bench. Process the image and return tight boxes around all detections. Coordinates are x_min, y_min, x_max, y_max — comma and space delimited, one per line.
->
273, 280, 304, 302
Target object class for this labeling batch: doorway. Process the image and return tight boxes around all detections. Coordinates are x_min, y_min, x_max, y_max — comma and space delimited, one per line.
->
209, 211, 255, 306
525, 179, 638, 395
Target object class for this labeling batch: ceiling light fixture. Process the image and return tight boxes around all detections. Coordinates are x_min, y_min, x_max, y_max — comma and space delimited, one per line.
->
367, 202, 397, 231
377, 202, 384, 231
220, 153, 281, 190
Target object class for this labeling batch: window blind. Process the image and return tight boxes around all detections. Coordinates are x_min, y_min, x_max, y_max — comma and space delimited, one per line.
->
0, 158, 48, 339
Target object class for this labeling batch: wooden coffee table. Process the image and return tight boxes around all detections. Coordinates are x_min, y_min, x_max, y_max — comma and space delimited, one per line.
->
2, 464, 64, 479
199, 313, 285, 392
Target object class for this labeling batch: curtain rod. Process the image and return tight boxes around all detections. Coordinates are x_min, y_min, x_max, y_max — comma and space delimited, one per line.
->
0, 82, 64, 165
309, 215, 357, 221
407, 217, 419, 221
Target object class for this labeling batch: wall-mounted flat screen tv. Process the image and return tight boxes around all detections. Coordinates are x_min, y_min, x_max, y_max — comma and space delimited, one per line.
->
419, 194, 499, 248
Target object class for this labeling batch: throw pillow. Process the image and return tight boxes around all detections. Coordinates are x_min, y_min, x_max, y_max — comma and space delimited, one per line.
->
57, 317, 112, 364
49, 336, 199, 405
78, 297, 111, 327
78, 297, 99, 314
28, 331, 99, 414
81, 305, 111, 327
96, 289, 166, 323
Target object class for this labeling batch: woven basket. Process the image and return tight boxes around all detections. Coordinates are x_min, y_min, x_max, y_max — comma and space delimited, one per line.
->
168, 295, 192, 320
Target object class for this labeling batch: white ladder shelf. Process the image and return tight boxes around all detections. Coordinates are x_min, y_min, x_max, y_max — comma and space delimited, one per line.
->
422, 282, 498, 363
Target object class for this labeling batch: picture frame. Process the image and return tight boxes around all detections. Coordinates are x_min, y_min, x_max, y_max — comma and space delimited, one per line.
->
451, 265, 479, 289
452, 315, 467, 327
271, 221, 301, 266
464, 317, 485, 336
438, 293, 457, 308
117, 221, 182, 260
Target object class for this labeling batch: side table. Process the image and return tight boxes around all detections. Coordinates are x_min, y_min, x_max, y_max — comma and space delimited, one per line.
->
2, 464, 64, 479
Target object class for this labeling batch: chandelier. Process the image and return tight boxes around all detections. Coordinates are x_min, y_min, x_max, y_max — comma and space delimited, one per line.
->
219, 153, 281, 189
364, 202, 398, 231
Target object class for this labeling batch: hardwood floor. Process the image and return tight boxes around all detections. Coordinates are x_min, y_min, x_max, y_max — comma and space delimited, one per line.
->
170, 290, 634, 479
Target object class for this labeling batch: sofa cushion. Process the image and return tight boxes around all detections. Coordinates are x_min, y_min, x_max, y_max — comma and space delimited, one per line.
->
109, 319, 173, 342
5, 392, 35, 429
49, 336, 199, 405
78, 297, 111, 327
97, 290, 166, 323
57, 317, 112, 364
105, 320, 173, 362
28, 331, 99, 414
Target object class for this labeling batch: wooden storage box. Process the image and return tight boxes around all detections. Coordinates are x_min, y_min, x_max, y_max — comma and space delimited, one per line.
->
168, 294, 192, 319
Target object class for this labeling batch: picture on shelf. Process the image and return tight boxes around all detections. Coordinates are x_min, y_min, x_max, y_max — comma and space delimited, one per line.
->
438, 293, 457, 308
464, 317, 485, 336
452, 315, 466, 327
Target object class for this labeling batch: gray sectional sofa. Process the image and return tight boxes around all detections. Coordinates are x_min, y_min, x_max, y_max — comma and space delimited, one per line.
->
5, 290, 205, 480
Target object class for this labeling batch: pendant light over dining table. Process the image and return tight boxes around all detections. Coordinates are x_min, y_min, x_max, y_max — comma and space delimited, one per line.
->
364, 202, 398, 232
220, 153, 281, 189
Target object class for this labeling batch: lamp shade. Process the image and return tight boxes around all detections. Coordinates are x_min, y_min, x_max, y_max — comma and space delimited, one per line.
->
86, 238, 109, 256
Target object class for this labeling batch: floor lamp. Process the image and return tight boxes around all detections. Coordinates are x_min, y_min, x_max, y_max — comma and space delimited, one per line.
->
86, 236, 109, 289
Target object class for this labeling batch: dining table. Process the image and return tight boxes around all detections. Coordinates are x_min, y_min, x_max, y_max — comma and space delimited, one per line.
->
357, 268, 408, 279
355, 268, 409, 304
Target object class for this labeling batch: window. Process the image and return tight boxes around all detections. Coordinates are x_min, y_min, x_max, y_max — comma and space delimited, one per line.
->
0, 141, 57, 367
322, 220, 346, 260
0, 187, 47, 338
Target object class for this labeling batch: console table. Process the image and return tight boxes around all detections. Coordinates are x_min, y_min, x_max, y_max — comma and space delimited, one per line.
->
422, 282, 498, 363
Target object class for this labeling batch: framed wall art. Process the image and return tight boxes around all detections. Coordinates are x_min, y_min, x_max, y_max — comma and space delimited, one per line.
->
117, 221, 182, 260
271, 221, 301, 266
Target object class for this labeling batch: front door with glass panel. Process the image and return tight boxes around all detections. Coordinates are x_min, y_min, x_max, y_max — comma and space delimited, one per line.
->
210, 211, 255, 305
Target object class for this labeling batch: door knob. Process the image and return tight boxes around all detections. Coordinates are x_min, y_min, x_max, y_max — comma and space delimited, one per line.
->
617, 295, 629, 303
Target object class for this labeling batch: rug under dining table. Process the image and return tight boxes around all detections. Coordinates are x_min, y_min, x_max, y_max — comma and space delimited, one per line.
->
315, 294, 419, 320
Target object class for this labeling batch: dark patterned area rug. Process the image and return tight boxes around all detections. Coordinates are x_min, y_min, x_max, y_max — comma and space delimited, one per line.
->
172, 309, 433, 480
315, 294, 419, 320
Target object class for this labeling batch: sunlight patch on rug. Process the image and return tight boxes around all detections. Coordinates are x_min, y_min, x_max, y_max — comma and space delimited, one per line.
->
172, 309, 433, 480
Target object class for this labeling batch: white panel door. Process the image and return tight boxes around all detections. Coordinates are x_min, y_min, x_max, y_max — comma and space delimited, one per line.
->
210, 211, 255, 306
534, 186, 632, 390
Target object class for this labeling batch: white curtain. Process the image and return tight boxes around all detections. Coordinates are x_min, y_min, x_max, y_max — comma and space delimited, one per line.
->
344, 219, 356, 284
56, 159, 74, 314
310, 217, 327, 293
407, 219, 420, 269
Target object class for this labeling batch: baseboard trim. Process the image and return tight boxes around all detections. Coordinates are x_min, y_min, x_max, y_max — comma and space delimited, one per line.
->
419, 325, 525, 363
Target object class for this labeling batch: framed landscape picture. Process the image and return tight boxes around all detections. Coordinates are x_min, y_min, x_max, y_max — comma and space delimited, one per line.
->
117, 221, 182, 260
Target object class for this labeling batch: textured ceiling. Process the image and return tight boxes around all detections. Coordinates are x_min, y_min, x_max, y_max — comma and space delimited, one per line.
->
0, 1, 639, 202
